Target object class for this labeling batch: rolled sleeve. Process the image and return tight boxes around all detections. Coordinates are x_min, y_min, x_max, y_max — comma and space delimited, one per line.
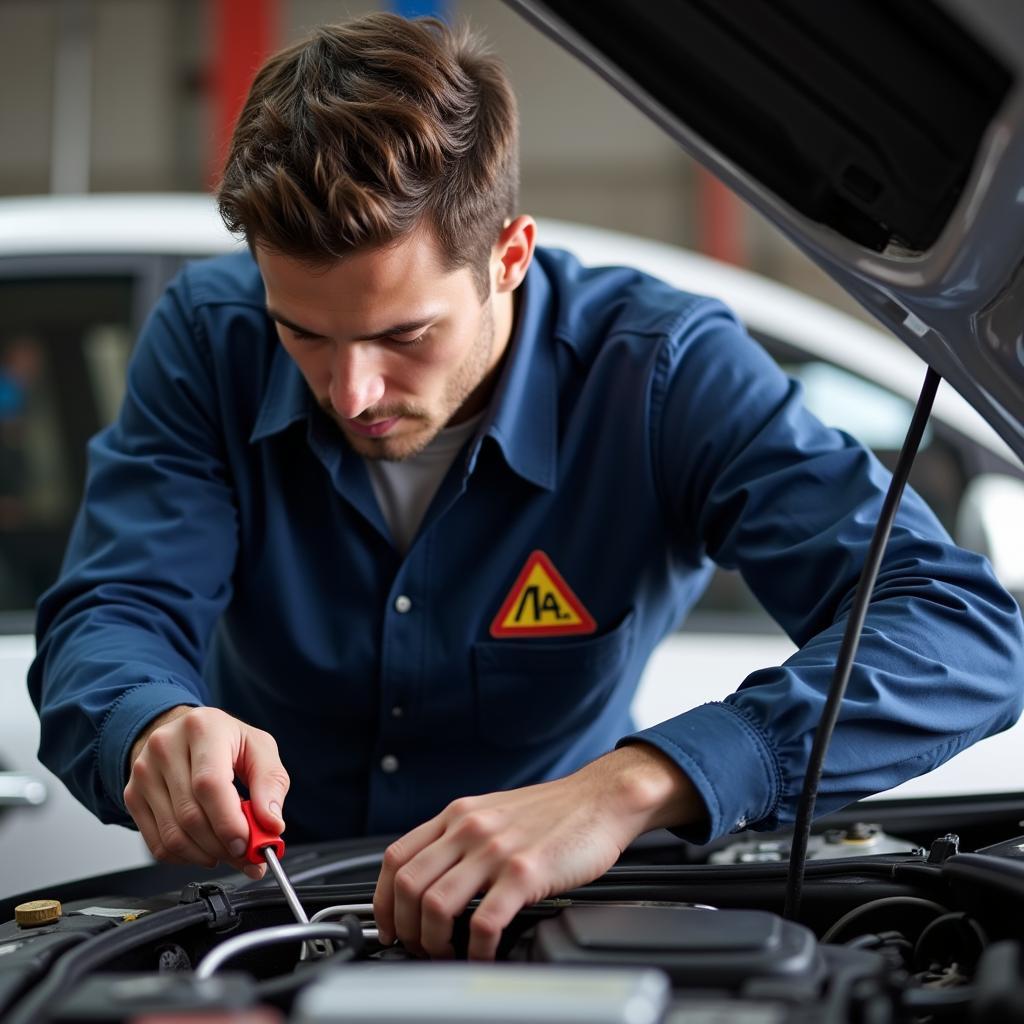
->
97, 680, 204, 817
620, 701, 782, 844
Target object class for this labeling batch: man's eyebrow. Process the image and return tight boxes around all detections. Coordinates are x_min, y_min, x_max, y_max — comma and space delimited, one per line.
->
266, 308, 328, 339
353, 316, 438, 341
265, 307, 438, 341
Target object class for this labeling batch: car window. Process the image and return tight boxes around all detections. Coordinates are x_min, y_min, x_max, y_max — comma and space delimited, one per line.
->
780, 356, 969, 536
792, 362, 928, 451
0, 275, 135, 619
686, 332, 1015, 632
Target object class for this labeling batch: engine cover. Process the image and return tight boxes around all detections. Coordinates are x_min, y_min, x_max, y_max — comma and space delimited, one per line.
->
532, 905, 822, 990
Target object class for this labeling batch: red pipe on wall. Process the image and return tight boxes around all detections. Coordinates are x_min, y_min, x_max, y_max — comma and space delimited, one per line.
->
207, 0, 280, 189
696, 166, 746, 267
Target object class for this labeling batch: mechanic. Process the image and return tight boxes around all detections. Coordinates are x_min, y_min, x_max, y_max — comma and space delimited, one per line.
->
29, 14, 1024, 961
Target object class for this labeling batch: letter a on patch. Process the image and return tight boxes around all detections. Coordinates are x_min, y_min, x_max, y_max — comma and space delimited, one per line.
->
490, 550, 597, 638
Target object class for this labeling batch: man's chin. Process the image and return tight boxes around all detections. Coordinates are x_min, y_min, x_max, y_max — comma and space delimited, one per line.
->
342, 422, 437, 462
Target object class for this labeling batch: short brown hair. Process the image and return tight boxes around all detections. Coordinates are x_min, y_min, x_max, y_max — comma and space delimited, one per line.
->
216, 13, 519, 298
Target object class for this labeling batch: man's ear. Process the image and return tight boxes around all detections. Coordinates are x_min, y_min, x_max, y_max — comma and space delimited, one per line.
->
492, 216, 536, 294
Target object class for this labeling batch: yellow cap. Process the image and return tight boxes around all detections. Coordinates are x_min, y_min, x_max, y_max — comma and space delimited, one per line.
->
15, 899, 62, 928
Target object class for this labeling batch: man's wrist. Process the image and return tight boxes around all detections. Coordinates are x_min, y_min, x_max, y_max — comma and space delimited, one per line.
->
579, 742, 708, 838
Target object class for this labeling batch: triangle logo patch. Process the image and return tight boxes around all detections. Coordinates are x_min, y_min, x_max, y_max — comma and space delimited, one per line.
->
489, 550, 597, 638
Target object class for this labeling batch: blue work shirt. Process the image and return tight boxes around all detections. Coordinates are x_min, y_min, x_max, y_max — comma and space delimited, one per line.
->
30, 246, 1024, 845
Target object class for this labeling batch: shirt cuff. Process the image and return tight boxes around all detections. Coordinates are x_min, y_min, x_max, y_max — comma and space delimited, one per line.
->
97, 679, 204, 815
618, 701, 781, 845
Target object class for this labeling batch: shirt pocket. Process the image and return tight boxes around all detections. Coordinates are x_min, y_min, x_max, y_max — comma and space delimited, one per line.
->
471, 610, 636, 749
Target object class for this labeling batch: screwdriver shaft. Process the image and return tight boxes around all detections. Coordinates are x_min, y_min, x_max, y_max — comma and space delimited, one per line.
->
263, 845, 309, 924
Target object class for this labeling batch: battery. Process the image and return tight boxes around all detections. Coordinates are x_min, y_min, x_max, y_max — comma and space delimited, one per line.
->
292, 963, 669, 1024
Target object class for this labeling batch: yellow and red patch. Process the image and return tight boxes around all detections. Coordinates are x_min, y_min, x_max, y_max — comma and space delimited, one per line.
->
489, 550, 597, 638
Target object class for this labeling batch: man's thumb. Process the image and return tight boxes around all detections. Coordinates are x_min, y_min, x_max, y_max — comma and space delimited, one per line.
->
250, 777, 288, 835
237, 730, 289, 834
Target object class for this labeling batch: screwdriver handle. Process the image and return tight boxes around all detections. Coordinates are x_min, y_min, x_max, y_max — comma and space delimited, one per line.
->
240, 798, 285, 865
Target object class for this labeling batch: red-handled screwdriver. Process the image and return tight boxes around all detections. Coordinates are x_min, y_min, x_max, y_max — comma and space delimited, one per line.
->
240, 798, 309, 925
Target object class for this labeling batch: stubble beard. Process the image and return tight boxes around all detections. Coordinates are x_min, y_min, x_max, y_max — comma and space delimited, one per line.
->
328, 300, 497, 463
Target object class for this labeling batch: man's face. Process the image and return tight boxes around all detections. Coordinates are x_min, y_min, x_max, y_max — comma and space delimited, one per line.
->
257, 228, 506, 461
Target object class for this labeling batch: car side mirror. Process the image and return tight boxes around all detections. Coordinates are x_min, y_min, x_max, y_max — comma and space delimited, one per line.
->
956, 473, 1024, 598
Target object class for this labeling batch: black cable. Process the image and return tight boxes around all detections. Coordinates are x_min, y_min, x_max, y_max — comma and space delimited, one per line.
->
783, 366, 941, 921
819, 895, 949, 944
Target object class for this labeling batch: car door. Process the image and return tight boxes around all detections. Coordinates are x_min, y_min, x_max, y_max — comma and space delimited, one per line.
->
0, 252, 189, 895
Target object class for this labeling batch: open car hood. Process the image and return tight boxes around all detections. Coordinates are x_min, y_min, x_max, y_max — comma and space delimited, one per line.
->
505, 0, 1024, 464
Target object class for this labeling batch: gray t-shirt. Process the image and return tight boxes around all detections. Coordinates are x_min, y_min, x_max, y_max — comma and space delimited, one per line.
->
365, 414, 483, 553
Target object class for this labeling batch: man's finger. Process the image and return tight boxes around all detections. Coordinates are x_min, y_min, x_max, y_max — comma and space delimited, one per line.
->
391, 839, 466, 956
187, 721, 253, 859
418, 853, 491, 958
235, 726, 289, 835
374, 815, 448, 945
231, 859, 266, 881
124, 787, 167, 862
155, 744, 237, 864
124, 751, 201, 865
145, 779, 217, 867
466, 876, 529, 961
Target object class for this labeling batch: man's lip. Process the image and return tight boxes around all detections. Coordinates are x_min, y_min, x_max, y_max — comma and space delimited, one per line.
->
346, 415, 402, 438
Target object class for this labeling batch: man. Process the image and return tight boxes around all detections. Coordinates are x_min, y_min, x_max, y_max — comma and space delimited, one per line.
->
30, 14, 1024, 961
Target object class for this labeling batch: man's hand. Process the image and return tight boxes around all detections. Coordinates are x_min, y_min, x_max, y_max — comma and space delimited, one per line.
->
123, 705, 290, 879
373, 743, 706, 960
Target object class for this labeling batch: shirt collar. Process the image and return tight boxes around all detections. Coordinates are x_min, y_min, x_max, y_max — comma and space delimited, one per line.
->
249, 341, 311, 443
249, 255, 559, 492
472, 257, 558, 491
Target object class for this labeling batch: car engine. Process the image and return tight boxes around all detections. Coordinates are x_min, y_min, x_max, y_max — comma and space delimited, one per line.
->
4, 818, 1024, 1023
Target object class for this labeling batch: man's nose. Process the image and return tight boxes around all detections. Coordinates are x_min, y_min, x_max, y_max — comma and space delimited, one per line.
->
329, 343, 385, 420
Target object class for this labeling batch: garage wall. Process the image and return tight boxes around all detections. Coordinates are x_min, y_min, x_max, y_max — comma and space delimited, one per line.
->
0, 1, 57, 195
0, 0, 865, 315
0, 0, 712, 252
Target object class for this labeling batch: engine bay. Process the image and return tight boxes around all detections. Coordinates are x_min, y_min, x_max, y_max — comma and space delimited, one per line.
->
4, 814, 1024, 1023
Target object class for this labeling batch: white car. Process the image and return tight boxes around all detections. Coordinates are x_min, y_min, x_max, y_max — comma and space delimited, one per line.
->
1, 194, 1022, 897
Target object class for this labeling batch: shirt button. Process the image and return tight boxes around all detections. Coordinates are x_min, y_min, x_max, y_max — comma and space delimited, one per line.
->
390, 705, 404, 718
394, 595, 412, 614
381, 754, 400, 773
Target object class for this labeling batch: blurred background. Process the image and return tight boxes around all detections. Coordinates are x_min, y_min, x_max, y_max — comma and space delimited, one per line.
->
0, 0, 863, 313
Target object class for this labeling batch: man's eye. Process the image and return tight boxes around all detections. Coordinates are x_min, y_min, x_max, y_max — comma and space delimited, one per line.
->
391, 332, 426, 347
289, 328, 323, 342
